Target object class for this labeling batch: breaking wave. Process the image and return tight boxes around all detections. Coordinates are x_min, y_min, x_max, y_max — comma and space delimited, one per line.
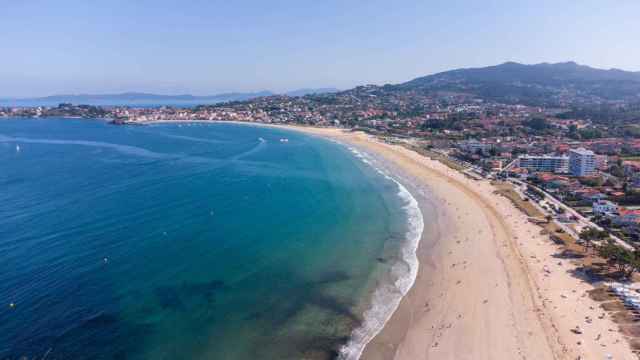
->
338, 146, 424, 360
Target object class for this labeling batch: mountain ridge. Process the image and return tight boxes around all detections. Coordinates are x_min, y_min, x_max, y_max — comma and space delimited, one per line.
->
388, 61, 640, 106
399, 61, 640, 87
4, 61, 640, 108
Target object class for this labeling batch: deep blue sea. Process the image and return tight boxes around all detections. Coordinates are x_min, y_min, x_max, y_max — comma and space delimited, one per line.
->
0, 118, 422, 360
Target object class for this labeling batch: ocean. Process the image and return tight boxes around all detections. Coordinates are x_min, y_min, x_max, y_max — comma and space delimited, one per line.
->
0, 118, 423, 359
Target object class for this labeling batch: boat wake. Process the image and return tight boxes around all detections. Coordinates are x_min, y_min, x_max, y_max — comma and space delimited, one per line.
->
231, 137, 267, 161
0, 134, 236, 166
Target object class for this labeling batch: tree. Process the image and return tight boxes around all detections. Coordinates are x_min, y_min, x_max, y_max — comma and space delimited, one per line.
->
609, 164, 625, 178
599, 217, 612, 227
523, 117, 550, 131
597, 240, 640, 279
579, 227, 609, 253
568, 124, 579, 139
511, 148, 526, 157
579, 176, 605, 187
578, 127, 604, 139
527, 185, 545, 199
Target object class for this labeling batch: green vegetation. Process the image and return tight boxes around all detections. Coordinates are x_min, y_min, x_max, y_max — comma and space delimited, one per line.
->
526, 185, 545, 199
579, 227, 609, 253
522, 117, 550, 131
558, 103, 640, 126
597, 240, 640, 279
410, 145, 467, 172
620, 156, 640, 161
494, 183, 544, 218
579, 176, 605, 187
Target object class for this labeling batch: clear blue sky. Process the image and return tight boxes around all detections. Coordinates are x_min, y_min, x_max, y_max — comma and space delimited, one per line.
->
2, 0, 638, 97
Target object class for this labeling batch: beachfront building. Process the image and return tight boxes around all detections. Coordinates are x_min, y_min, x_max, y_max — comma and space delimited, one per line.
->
595, 154, 608, 171
593, 200, 618, 216
569, 148, 596, 177
517, 155, 569, 174
457, 139, 492, 155
613, 209, 640, 227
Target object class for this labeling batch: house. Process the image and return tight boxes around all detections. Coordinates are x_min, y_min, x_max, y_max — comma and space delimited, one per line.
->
630, 173, 640, 190
572, 187, 604, 201
613, 209, 640, 226
593, 200, 618, 216
624, 161, 640, 177
595, 155, 608, 171
457, 139, 493, 155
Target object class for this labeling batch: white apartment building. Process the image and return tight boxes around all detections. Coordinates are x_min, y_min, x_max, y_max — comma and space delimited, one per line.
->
569, 148, 596, 177
457, 139, 492, 155
517, 155, 569, 174
593, 200, 618, 215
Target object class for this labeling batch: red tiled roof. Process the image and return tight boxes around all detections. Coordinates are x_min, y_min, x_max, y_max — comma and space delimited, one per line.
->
619, 208, 640, 216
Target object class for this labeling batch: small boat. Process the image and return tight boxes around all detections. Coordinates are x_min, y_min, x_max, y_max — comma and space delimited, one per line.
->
15, 145, 20, 152
279, 138, 289, 143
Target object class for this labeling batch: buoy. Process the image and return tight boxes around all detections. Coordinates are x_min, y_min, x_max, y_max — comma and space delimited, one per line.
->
9, 302, 15, 308
103, 257, 109, 263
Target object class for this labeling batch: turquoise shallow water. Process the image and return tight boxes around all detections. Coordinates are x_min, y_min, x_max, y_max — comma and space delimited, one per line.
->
0, 118, 413, 359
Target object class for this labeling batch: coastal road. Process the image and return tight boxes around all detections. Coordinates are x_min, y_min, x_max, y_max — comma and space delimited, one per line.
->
510, 179, 634, 250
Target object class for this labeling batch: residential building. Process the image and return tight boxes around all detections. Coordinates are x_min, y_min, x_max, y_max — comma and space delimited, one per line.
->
457, 139, 492, 155
613, 209, 640, 227
592, 200, 618, 215
517, 155, 569, 174
623, 161, 640, 177
569, 148, 596, 177
595, 154, 608, 171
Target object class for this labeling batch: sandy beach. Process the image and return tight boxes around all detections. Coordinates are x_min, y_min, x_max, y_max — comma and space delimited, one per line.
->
286, 126, 635, 360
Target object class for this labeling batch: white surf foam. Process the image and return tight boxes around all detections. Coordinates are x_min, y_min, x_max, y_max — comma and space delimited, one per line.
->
338, 145, 425, 360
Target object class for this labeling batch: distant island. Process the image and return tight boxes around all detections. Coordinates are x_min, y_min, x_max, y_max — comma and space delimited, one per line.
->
0, 88, 339, 107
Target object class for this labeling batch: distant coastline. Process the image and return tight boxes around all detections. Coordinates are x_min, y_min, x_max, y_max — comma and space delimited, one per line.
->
0, 88, 339, 108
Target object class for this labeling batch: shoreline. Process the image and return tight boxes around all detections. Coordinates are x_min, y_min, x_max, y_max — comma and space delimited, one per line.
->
282, 126, 635, 360
6, 117, 636, 358
125, 119, 424, 358
135, 120, 429, 358
337, 144, 427, 360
